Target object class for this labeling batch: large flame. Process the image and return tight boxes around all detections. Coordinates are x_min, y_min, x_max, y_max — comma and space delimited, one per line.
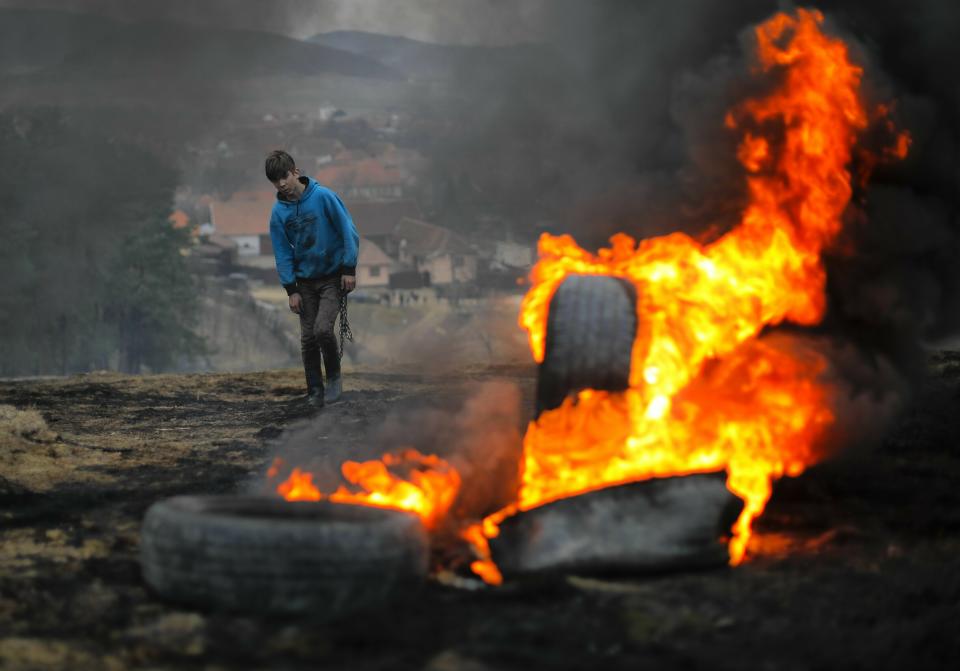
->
506, 7, 908, 563
273, 8, 908, 585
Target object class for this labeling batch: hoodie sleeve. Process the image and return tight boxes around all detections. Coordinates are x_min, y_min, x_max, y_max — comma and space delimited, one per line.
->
325, 193, 360, 276
269, 208, 298, 295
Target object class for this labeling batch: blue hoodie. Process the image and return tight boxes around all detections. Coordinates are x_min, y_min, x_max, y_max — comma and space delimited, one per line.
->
268, 177, 360, 295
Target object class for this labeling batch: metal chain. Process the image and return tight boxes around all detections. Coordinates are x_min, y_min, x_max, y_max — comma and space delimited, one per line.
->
338, 292, 354, 361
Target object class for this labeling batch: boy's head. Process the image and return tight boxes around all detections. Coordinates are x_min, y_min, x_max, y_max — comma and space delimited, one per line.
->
265, 150, 302, 199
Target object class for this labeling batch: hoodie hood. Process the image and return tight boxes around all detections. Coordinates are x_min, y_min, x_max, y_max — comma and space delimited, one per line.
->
276, 175, 317, 205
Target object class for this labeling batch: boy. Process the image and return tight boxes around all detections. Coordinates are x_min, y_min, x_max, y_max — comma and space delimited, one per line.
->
265, 150, 359, 407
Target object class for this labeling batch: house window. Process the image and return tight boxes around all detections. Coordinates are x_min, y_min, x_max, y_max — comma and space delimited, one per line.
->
370, 265, 381, 277
452, 255, 465, 268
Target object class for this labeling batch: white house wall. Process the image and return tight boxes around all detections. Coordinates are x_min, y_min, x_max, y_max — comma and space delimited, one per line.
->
358, 265, 391, 287
422, 255, 478, 285
230, 235, 261, 257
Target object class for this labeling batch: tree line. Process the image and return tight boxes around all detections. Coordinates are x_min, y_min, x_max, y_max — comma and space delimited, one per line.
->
0, 108, 204, 376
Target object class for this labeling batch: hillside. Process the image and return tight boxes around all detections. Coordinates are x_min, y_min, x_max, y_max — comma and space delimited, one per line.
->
0, 9, 400, 80
309, 29, 550, 80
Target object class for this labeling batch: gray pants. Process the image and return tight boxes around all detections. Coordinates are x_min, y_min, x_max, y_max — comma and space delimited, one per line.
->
297, 276, 341, 393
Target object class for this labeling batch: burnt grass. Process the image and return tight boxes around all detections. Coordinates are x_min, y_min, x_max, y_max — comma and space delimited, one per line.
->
1, 360, 960, 671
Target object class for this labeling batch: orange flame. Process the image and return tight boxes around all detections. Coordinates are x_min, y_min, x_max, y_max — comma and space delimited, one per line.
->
270, 8, 908, 585
273, 449, 460, 530
329, 450, 461, 530
460, 523, 504, 586
277, 467, 321, 502
502, 8, 908, 564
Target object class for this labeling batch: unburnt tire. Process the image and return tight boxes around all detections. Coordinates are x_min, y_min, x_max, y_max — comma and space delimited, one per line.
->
140, 496, 428, 616
536, 274, 638, 415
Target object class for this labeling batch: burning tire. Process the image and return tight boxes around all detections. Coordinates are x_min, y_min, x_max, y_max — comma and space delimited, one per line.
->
536, 274, 638, 415
140, 496, 428, 616
489, 473, 742, 578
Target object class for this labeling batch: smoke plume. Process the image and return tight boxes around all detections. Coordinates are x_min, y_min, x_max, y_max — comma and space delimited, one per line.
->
436, 0, 960, 444
257, 381, 524, 519
0, 0, 549, 44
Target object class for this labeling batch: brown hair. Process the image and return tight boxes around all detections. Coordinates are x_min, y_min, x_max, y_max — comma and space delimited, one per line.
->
265, 150, 296, 181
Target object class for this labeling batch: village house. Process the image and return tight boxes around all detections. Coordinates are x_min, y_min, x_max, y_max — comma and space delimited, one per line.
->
394, 217, 478, 285
315, 155, 405, 200
208, 188, 430, 259
493, 240, 533, 269
313, 145, 425, 201
343, 199, 424, 256
205, 183, 487, 292
208, 190, 276, 257
356, 238, 401, 288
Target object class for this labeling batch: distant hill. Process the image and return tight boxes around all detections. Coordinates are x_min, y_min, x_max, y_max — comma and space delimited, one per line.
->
310, 30, 460, 59
308, 30, 549, 80
0, 9, 401, 80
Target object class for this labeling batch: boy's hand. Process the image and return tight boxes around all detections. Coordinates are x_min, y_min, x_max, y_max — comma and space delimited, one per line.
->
341, 275, 356, 293
288, 293, 302, 314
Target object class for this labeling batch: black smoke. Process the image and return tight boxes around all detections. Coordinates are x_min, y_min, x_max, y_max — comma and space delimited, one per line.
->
431, 0, 960, 447
0, 0, 548, 44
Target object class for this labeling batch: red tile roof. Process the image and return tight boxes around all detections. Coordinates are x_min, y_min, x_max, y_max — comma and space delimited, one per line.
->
209, 190, 275, 236
344, 200, 423, 237
315, 158, 404, 188
394, 218, 474, 257
169, 209, 189, 229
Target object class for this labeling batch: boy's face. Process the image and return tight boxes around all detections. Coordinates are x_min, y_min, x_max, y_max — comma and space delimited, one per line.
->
272, 168, 302, 200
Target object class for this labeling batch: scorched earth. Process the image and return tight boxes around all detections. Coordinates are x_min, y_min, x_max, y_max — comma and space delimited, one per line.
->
1, 361, 959, 670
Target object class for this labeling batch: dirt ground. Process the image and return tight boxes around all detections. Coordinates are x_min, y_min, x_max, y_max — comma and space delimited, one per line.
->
1, 357, 959, 671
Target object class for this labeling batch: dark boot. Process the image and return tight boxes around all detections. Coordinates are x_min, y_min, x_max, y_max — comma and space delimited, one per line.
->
324, 376, 342, 404
307, 387, 325, 409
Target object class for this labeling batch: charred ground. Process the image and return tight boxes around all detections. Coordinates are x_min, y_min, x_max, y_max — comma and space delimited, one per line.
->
1, 360, 959, 670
